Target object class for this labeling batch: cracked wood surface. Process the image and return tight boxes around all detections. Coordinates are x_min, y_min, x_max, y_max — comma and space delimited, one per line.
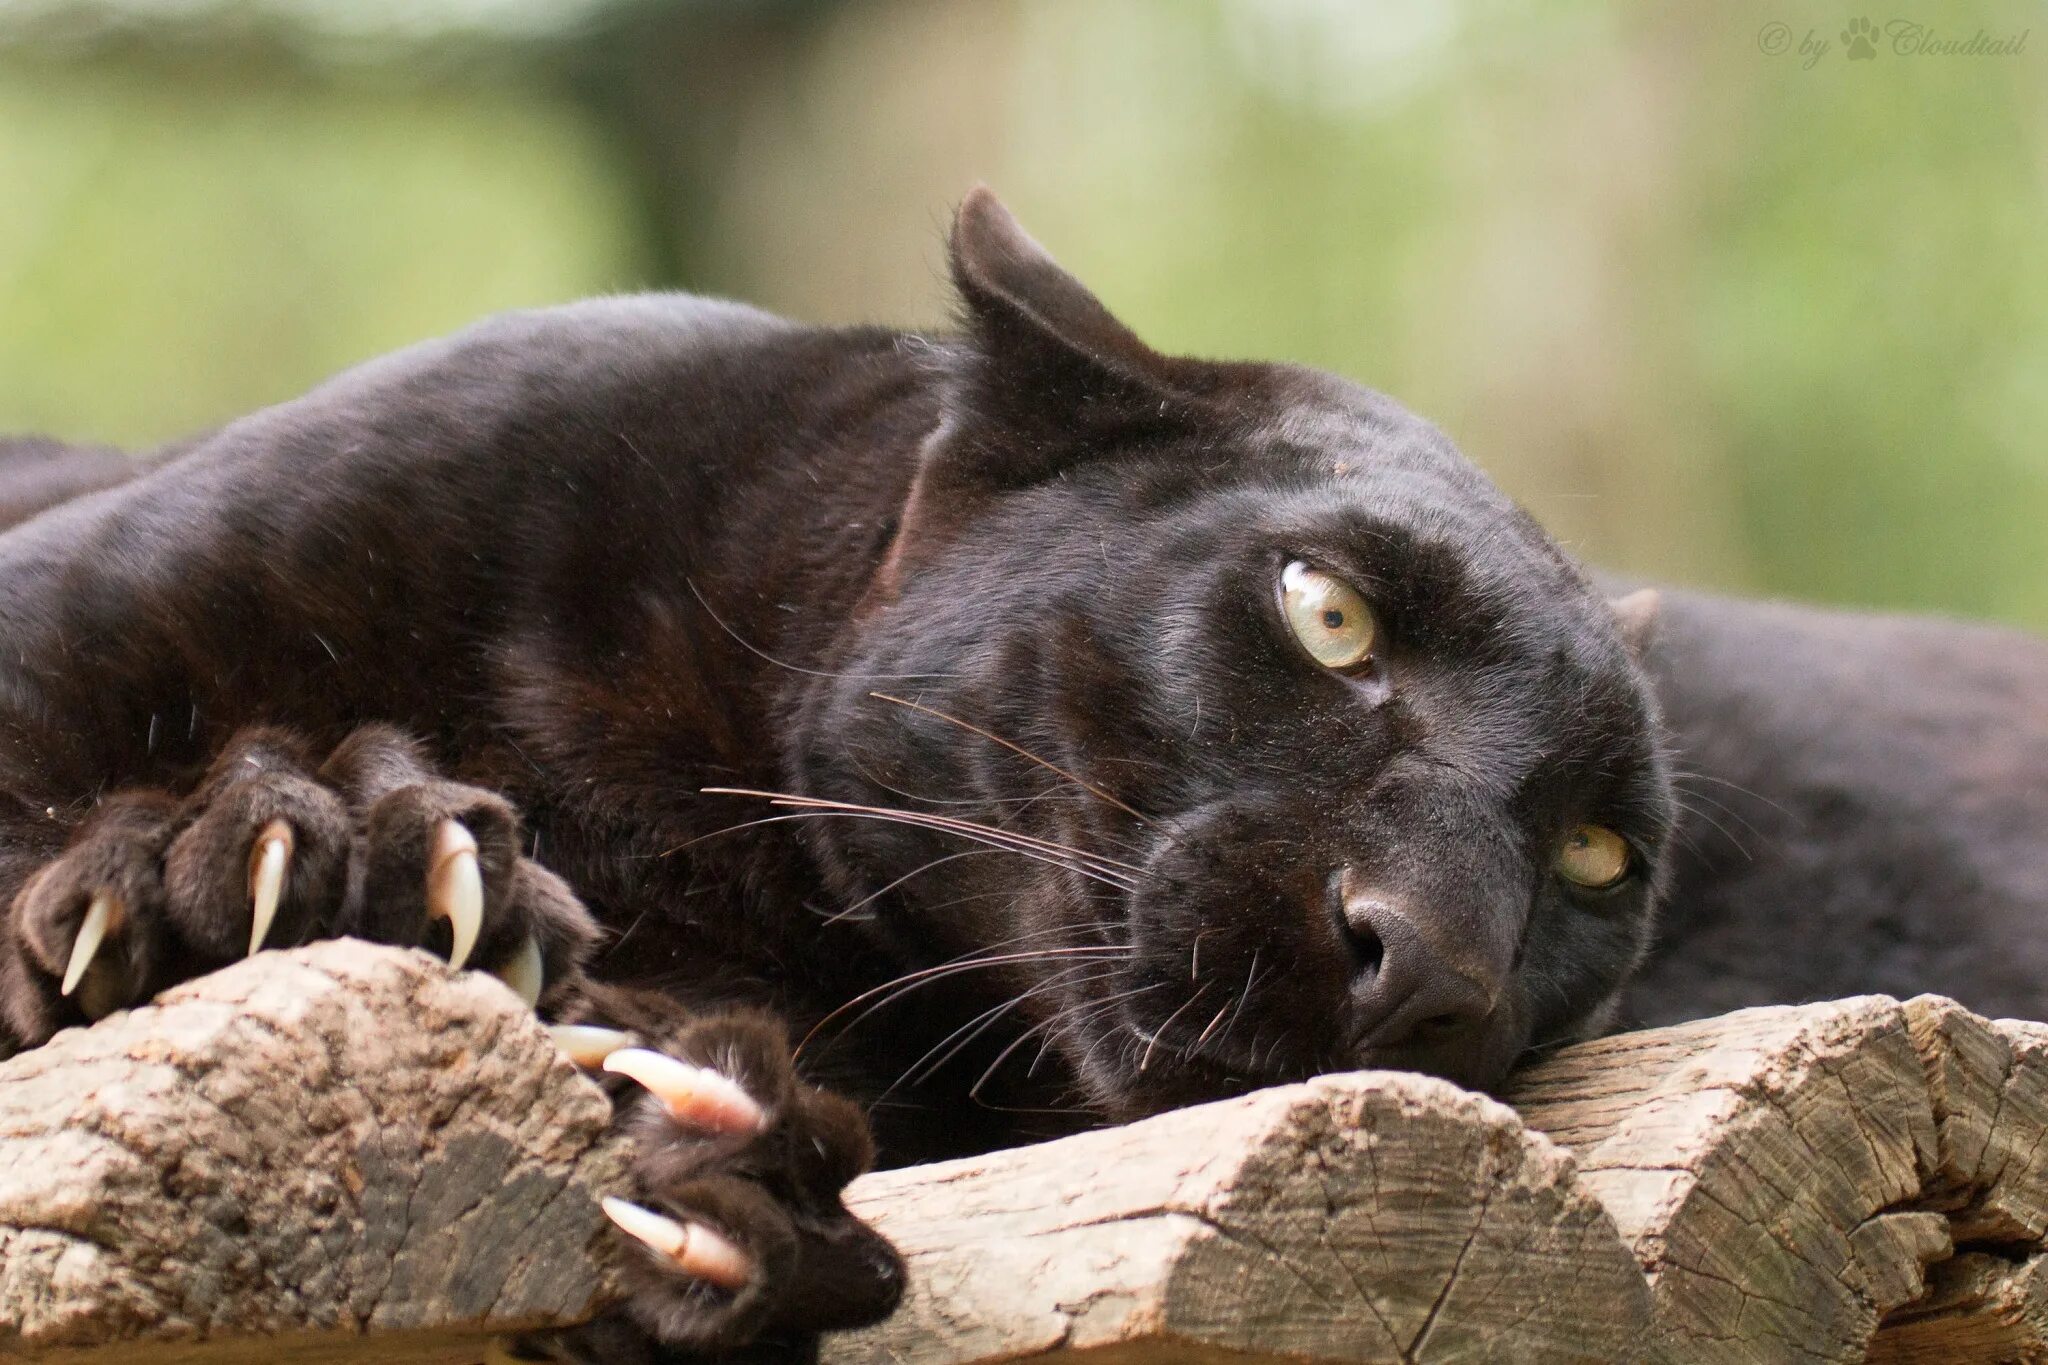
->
1509, 995, 2048, 1364
830, 1072, 1651, 1364
6, 945, 2048, 1363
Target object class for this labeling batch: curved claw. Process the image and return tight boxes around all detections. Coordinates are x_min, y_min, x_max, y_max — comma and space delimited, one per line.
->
246, 821, 293, 957
603, 1047, 768, 1135
426, 820, 482, 971
548, 1024, 631, 1068
495, 935, 545, 1008
61, 891, 119, 998
600, 1196, 753, 1291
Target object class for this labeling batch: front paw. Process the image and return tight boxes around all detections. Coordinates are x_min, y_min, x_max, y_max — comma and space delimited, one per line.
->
590, 1013, 904, 1353
5, 725, 600, 1044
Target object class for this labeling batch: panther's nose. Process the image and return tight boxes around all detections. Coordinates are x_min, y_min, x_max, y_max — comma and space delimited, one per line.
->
1332, 871, 1502, 1052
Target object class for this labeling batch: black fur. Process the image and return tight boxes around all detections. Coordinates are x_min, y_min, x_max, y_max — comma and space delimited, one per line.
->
1619, 588, 2048, 1025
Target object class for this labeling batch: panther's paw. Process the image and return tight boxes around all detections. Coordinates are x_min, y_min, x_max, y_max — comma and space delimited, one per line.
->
4, 724, 597, 1043
568, 1012, 904, 1353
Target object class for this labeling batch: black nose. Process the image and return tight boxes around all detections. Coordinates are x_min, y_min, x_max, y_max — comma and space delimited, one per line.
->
1334, 881, 1498, 1052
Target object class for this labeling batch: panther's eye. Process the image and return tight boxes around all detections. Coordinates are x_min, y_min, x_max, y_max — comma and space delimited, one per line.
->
1280, 561, 1377, 670
1556, 825, 1632, 889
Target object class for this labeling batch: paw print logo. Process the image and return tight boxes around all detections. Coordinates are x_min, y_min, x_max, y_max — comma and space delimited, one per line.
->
1842, 16, 1880, 59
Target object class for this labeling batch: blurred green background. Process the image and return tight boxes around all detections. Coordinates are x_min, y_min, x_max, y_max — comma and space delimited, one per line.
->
2, 0, 2043, 626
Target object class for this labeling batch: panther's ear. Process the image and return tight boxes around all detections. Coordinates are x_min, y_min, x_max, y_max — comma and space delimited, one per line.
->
870, 190, 1208, 600
948, 185, 1176, 396
1609, 588, 1661, 660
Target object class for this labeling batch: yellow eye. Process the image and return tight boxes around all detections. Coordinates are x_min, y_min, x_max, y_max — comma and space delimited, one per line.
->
1280, 561, 1377, 670
1556, 825, 1632, 889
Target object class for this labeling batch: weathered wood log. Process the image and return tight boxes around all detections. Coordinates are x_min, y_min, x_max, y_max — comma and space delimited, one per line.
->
0, 942, 1653, 1364
1507, 994, 2048, 1364
0, 943, 630, 1364
7, 942, 2048, 1363
1508, 996, 1940, 1362
831, 1074, 1652, 1364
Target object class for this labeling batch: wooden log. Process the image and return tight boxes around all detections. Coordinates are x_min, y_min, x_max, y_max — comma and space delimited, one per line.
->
1867, 1252, 2048, 1365
829, 1074, 1653, 1364
1507, 995, 2048, 1365
0, 943, 1653, 1364
0, 943, 630, 1364
10, 942, 2048, 1364
1860, 1000, 2048, 1363
1507, 996, 1942, 1363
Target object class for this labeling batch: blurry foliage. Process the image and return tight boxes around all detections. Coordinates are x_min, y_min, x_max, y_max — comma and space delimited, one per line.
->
1, 0, 2043, 627
0, 57, 639, 444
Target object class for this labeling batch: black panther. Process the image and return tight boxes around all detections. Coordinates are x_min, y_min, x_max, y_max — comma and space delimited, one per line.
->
0, 189, 2039, 1360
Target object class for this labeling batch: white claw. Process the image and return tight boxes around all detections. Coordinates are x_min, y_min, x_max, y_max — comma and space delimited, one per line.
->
427, 820, 482, 971
600, 1196, 752, 1291
61, 891, 118, 998
247, 822, 292, 957
496, 936, 544, 1008
548, 1024, 632, 1068
674, 1218, 753, 1291
601, 1194, 687, 1256
603, 1047, 768, 1134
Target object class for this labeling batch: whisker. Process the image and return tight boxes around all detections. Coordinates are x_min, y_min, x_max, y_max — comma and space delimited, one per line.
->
894, 963, 1129, 1094
659, 812, 815, 857
973, 980, 1163, 1100
1671, 796, 1754, 861
1191, 994, 1236, 1053
795, 944, 1133, 1057
742, 789, 1153, 875
1209, 949, 1266, 1058
703, 787, 1153, 884
970, 1014, 1065, 1102
680, 803, 1138, 893
778, 807, 1142, 891
838, 747, 1160, 861
686, 578, 956, 681
1670, 782, 1770, 844
868, 691, 1157, 828
1138, 982, 1211, 1074
1666, 765, 1795, 818
822, 848, 1003, 925
1071, 984, 1165, 1077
